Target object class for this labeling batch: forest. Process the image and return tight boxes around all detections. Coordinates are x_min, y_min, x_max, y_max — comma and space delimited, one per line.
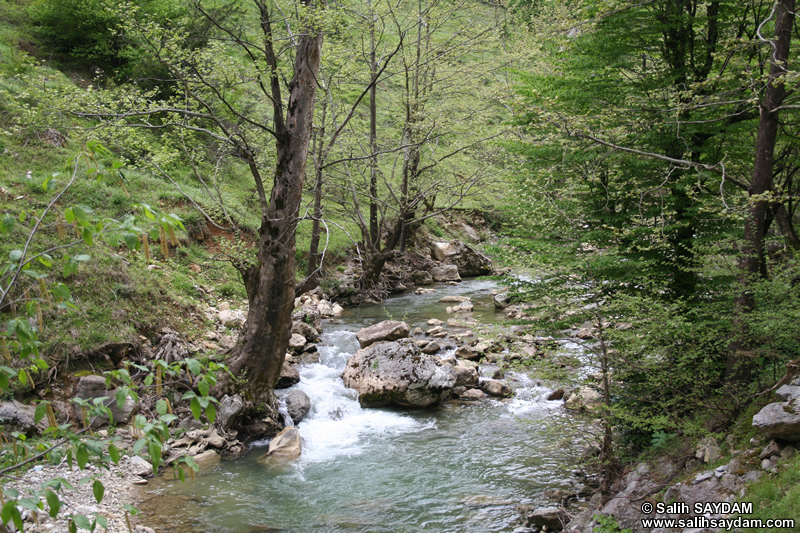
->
0, 0, 799, 531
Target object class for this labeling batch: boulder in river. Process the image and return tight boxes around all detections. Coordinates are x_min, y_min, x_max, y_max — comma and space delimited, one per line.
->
292, 320, 321, 343
431, 240, 492, 277
453, 363, 479, 388
480, 379, 512, 398
342, 339, 457, 408
356, 320, 411, 349
276, 360, 300, 389
429, 264, 461, 282
283, 389, 311, 424
262, 426, 302, 458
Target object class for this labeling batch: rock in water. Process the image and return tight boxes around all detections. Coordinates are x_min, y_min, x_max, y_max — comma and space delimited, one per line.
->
429, 264, 461, 282
283, 389, 311, 424
355, 320, 411, 349
431, 240, 492, 277
342, 340, 457, 408
276, 360, 300, 389
265, 427, 302, 458
479, 379, 512, 398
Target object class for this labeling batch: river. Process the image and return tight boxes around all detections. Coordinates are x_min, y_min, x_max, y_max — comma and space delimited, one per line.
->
137, 279, 587, 532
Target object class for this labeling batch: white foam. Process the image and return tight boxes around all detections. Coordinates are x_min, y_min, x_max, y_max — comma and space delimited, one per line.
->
292, 328, 424, 463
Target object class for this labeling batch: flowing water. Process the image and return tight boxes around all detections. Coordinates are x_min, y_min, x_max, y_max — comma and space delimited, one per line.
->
137, 280, 587, 532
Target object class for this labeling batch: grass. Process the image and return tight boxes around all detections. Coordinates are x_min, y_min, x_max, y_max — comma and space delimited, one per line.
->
739, 452, 800, 532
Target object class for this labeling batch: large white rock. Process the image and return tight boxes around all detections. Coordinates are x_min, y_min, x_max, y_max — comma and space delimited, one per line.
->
342, 340, 456, 408
429, 264, 461, 282
266, 427, 302, 458
753, 401, 800, 441
355, 320, 411, 349
431, 240, 492, 276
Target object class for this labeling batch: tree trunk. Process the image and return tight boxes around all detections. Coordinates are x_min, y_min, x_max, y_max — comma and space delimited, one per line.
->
303, 95, 329, 296
223, 22, 324, 404
368, 0, 380, 249
729, 0, 794, 380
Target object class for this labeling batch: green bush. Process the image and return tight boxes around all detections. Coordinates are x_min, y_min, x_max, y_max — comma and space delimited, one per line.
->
30, 0, 126, 69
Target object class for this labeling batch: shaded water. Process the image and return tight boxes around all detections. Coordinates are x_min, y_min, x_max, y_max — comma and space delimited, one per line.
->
138, 280, 586, 532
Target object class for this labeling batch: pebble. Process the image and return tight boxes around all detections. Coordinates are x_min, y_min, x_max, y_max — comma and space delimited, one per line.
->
5, 457, 159, 532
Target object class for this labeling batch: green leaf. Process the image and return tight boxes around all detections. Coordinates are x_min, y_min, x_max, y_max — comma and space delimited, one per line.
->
156, 399, 168, 416
141, 205, 156, 221
76, 445, 89, 470
95, 514, 108, 530
0, 216, 15, 234
115, 389, 127, 410
45, 489, 61, 518
92, 479, 105, 504
182, 455, 199, 472
1, 500, 23, 530
35, 401, 47, 424
108, 443, 120, 465
197, 378, 209, 397
190, 397, 201, 420
53, 283, 72, 302
22, 268, 48, 280
148, 440, 162, 475
73, 513, 91, 530
74, 254, 91, 262
133, 438, 146, 454
122, 233, 139, 250
69, 518, 78, 533
206, 402, 217, 424
123, 504, 138, 515
18, 497, 40, 511
63, 255, 77, 278
9, 249, 23, 262
18, 368, 27, 386
185, 358, 202, 377
82, 227, 94, 246
72, 205, 91, 224
38, 253, 53, 267
117, 368, 132, 385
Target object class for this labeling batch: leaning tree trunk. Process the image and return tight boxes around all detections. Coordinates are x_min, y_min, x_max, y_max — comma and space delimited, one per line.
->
223, 26, 324, 404
729, 0, 794, 380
